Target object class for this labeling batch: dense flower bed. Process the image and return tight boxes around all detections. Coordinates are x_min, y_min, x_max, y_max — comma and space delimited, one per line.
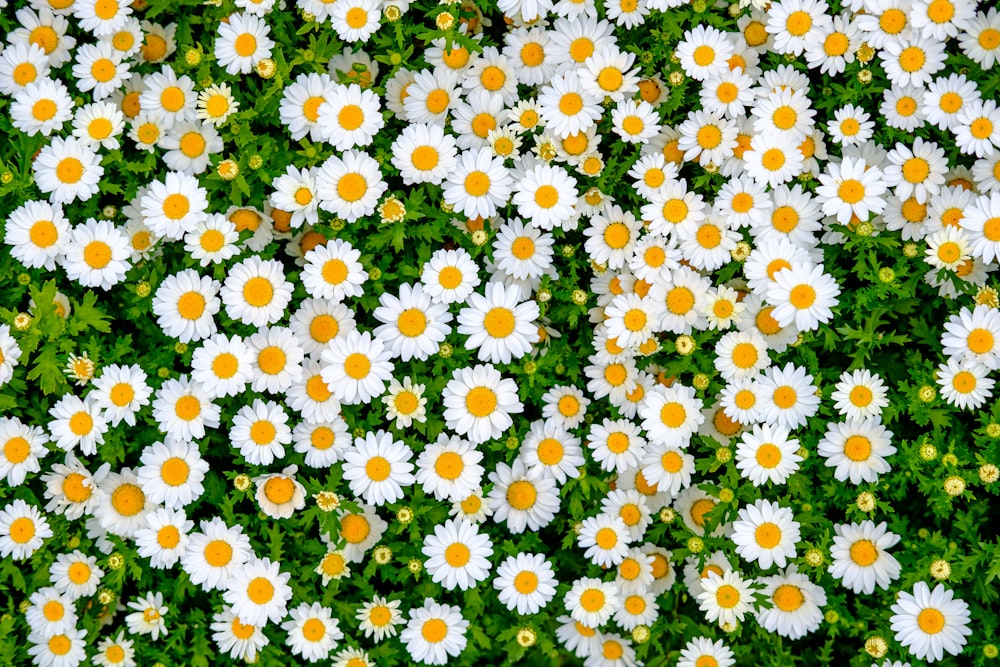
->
1, 0, 1000, 665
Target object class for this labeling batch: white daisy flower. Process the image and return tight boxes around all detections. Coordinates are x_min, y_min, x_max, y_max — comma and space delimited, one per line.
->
731, 499, 801, 570
829, 520, 901, 594
399, 598, 469, 666
33, 137, 104, 204
493, 553, 558, 615
343, 430, 414, 506
3, 200, 70, 271
442, 363, 524, 445
220, 256, 294, 327
889, 582, 972, 663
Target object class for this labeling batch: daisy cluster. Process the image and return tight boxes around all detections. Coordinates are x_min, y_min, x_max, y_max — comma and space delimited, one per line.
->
1, 0, 1000, 665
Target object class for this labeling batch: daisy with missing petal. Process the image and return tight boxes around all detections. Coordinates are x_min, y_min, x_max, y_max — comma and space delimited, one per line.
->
756, 565, 827, 640
604, 293, 656, 350
828, 104, 874, 146
93, 631, 135, 667
936, 358, 994, 410
735, 424, 802, 486
290, 299, 356, 357
151, 376, 220, 443
493, 218, 555, 281
731, 499, 800, 569
443, 364, 524, 445
719, 377, 764, 426
357, 596, 404, 643
554, 615, 602, 660
391, 123, 459, 186
458, 282, 540, 365
33, 136, 104, 204
400, 598, 469, 666
422, 518, 494, 591
714, 329, 770, 381
320, 330, 394, 406
494, 553, 558, 615
287, 359, 340, 423
215, 12, 273, 75
343, 430, 414, 506
697, 569, 757, 628
316, 150, 387, 223
960, 8, 1000, 70
221, 256, 294, 327
4, 200, 70, 271
231, 399, 291, 466
565, 577, 621, 629
443, 147, 513, 220
890, 581, 972, 663
415, 434, 484, 502
152, 269, 221, 343
223, 556, 293, 626
757, 363, 820, 430
488, 457, 559, 534
140, 171, 209, 240
41, 453, 109, 521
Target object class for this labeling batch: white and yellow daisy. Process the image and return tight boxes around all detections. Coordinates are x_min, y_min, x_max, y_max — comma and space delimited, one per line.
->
33, 137, 104, 204
829, 520, 901, 594
889, 581, 972, 663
